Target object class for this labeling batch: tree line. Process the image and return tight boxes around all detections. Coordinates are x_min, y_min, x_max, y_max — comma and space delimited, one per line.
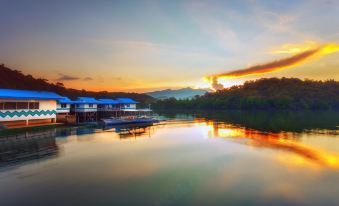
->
153, 78, 339, 110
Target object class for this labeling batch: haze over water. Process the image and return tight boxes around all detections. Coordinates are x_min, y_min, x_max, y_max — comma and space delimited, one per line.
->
0, 111, 339, 206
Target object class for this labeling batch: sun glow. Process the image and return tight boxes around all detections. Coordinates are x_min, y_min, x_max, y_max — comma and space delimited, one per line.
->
271, 41, 319, 54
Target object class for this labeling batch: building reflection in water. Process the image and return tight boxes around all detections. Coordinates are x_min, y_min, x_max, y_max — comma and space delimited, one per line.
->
0, 129, 59, 167
206, 120, 339, 169
55, 124, 155, 140
55, 126, 99, 137
0, 125, 104, 167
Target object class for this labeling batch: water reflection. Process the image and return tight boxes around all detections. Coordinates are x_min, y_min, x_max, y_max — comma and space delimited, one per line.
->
157, 110, 339, 133
0, 110, 338, 170
0, 123, 158, 168
207, 121, 339, 168
56, 126, 99, 137
0, 129, 59, 167
0, 111, 339, 206
103, 123, 154, 139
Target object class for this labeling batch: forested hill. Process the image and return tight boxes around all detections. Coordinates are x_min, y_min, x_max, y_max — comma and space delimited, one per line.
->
0, 64, 154, 103
154, 78, 339, 110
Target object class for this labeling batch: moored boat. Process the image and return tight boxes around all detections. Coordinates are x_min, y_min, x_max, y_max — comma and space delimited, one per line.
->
101, 116, 159, 126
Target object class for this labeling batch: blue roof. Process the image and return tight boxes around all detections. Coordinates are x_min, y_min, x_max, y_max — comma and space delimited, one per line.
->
98, 99, 119, 105
0, 89, 63, 100
73, 97, 101, 104
116, 98, 139, 104
58, 96, 75, 104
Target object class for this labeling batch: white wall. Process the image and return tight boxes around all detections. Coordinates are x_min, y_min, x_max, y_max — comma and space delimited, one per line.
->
57, 103, 70, 113
0, 99, 57, 122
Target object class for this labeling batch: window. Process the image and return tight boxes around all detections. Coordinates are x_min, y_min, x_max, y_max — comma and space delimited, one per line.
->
88, 104, 93, 108
34, 102, 39, 109
29, 102, 34, 109
17, 102, 29, 109
4, 102, 16, 110
29, 102, 39, 109
61, 104, 67, 108
0, 102, 39, 110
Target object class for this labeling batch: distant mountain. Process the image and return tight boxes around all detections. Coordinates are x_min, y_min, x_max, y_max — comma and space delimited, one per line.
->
146, 87, 211, 99
0, 64, 154, 103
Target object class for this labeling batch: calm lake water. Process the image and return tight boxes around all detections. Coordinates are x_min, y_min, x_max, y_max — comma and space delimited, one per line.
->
0, 111, 339, 206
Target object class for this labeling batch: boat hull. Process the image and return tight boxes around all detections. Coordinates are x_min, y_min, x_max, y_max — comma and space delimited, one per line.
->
101, 118, 159, 126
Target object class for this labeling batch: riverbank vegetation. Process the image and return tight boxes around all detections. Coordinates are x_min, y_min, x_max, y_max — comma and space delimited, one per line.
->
153, 78, 339, 110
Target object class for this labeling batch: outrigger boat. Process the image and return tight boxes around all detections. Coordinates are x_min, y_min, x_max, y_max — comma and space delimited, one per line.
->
101, 116, 159, 126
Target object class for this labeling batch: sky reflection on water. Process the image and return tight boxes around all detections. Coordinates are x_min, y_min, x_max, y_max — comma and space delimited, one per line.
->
0, 111, 339, 206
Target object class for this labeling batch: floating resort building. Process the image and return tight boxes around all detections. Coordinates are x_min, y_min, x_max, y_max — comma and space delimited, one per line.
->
56, 97, 74, 123
71, 97, 101, 122
97, 99, 119, 111
0, 89, 63, 127
97, 99, 119, 119
72, 97, 101, 112
57, 97, 73, 114
0, 89, 144, 128
116, 98, 138, 110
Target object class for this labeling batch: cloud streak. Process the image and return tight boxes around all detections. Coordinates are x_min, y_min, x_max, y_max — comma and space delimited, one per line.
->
57, 73, 95, 81
212, 48, 320, 79
84, 77, 93, 81
208, 43, 339, 90
56, 73, 80, 81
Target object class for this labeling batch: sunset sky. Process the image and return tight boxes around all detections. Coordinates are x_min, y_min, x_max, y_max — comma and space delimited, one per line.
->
1, 0, 339, 92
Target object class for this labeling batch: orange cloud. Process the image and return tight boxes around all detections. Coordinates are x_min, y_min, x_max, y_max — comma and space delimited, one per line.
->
218, 48, 319, 78
206, 43, 339, 90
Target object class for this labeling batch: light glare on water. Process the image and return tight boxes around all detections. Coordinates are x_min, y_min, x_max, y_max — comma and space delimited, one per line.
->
0, 111, 338, 206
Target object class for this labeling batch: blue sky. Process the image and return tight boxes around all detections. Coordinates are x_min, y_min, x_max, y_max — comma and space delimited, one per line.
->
0, 0, 338, 91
